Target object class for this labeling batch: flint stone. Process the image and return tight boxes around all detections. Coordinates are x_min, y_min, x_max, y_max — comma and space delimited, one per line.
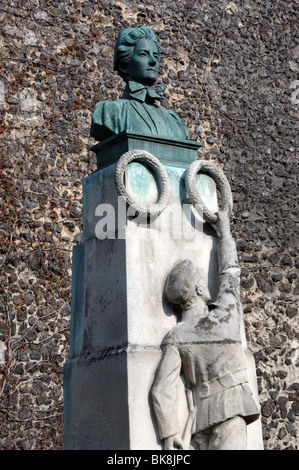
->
261, 399, 276, 418
23, 30, 38, 46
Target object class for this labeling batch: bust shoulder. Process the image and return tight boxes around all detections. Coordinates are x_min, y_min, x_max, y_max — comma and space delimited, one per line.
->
90, 99, 128, 141
90, 96, 188, 141
92, 99, 126, 116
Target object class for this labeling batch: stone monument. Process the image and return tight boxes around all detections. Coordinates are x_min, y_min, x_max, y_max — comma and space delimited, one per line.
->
63, 26, 263, 450
151, 212, 260, 450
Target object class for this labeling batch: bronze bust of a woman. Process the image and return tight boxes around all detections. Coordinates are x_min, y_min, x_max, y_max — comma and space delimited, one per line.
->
90, 27, 188, 142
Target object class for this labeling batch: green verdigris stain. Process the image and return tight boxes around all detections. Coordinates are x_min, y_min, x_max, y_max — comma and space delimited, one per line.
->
196, 174, 218, 213
125, 161, 159, 205
125, 165, 218, 213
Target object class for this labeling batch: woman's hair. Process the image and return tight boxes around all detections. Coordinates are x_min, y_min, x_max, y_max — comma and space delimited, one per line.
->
113, 26, 161, 79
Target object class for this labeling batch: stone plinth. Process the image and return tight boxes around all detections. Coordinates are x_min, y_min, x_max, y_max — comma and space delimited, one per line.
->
63, 134, 262, 450
90, 131, 202, 170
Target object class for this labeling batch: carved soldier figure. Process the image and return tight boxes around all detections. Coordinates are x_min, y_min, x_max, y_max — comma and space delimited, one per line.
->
90, 26, 188, 142
151, 212, 260, 450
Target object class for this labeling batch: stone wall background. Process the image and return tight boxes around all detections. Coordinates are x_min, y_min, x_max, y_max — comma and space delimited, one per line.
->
0, 0, 298, 450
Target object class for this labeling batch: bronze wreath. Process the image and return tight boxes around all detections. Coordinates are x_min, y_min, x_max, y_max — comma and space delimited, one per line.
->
115, 150, 171, 218
185, 160, 233, 224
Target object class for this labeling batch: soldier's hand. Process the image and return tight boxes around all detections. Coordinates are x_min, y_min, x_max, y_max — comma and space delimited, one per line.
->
212, 211, 230, 238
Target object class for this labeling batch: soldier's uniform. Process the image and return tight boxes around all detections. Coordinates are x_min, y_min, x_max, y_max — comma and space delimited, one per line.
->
152, 236, 260, 449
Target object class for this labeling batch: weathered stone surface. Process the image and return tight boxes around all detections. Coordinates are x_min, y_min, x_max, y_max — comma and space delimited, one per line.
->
65, 139, 223, 449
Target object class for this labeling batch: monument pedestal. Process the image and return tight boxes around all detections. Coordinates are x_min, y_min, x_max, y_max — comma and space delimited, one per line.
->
63, 134, 262, 450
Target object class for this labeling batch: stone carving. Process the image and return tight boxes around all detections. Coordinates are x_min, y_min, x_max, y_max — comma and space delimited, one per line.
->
90, 27, 188, 142
151, 212, 260, 450
115, 150, 171, 218
185, 160, 233, 224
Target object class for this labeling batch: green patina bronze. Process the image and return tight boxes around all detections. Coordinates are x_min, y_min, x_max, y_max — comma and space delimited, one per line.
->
125, 161, 159, 205
90, 26, 188, 142
90, 131, 202, 170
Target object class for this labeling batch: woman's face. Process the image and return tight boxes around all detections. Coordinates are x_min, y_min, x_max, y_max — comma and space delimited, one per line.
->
125, 38, 160, 85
